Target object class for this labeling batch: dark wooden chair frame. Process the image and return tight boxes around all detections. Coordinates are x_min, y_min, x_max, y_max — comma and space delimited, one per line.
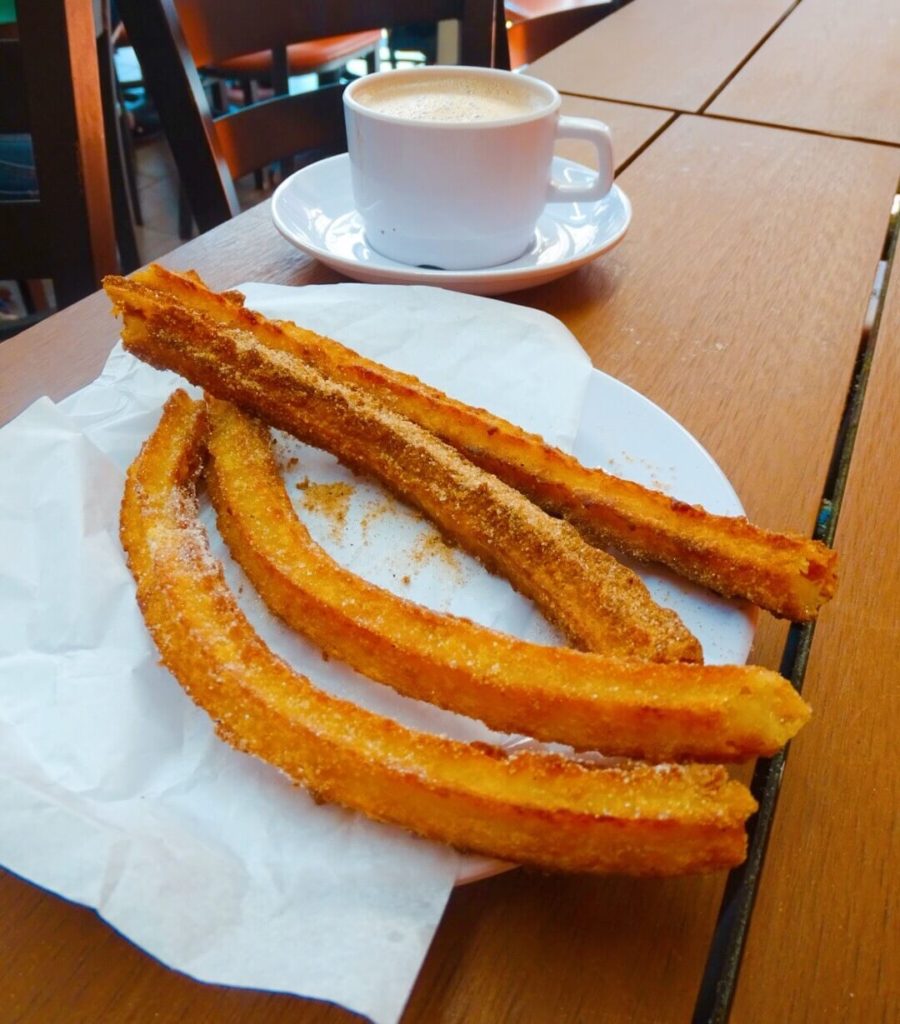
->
116, 0, 508, 234
0, 0, 120, 334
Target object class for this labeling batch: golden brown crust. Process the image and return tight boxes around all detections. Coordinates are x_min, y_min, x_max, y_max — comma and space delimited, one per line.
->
122, 264, 835, 621
206, 396, 810, 761
105, 273, 702, 664
120, 390, 757, 875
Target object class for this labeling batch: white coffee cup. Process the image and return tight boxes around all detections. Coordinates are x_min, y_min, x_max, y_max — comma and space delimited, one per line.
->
343, 66, 614, 271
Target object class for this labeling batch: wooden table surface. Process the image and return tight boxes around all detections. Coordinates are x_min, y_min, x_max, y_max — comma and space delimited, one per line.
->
708, 0, 900, 144
527, 0, 797, 111
2, 9, 899, 1022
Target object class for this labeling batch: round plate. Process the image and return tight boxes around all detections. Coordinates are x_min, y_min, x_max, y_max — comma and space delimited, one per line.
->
455, 367, 756, 885
271, 153, 632, 295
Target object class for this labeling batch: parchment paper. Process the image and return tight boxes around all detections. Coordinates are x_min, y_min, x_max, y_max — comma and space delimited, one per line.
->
0, 283, 592, 1024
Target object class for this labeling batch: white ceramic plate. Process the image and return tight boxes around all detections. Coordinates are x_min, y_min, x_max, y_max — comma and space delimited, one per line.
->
456, 367, 756, 884
271, 153, 632, 295
0, 286, 756, 1002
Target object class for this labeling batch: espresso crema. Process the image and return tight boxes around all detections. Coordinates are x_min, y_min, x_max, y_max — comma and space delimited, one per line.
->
352, 73, 546, 123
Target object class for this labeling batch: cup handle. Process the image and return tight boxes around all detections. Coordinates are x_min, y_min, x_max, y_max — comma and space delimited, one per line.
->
547, 116, 614, 202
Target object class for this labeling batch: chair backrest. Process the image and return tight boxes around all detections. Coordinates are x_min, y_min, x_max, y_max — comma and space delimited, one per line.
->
117, 0, 506, 233
0, 0, 119, 313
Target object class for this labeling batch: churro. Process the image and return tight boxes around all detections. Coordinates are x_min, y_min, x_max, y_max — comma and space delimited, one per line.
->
121, 265, 835, 620
106, 273, 701, 663
206, 396, 809, 762
120, 390, 757, 875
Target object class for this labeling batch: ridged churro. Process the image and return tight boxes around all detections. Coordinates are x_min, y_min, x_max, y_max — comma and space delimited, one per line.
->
120, 390, 757, 875
106, 273, 701, 664
123, 264, 835, 620
206, 396, 809, 762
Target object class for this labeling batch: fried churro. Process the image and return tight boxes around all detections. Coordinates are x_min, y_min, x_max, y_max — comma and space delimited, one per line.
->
123, 264, 835, 620
105, 273, 701, 664
120, 390, 757, 875
206, 396, 809, 762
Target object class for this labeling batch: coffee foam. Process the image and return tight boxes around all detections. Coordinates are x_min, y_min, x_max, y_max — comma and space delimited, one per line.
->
353, 74, 545, 124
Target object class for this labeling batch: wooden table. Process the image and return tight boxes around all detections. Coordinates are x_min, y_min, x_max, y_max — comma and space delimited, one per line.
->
527, 0, 798, 112
708, 0, 900, 144
2, 5, 899, 1020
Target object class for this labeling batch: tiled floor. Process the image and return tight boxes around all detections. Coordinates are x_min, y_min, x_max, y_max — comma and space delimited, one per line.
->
131, 137, 183, 263
131, 135, 271, 265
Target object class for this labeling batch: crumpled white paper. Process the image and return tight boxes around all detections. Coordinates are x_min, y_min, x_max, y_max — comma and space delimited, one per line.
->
0, 283, 592, 1024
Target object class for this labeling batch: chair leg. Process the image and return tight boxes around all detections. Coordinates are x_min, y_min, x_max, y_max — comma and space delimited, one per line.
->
178, 180, 194, 240
119, 107, 143, 227
23, 280, 50, 313
98, 29, 142, 271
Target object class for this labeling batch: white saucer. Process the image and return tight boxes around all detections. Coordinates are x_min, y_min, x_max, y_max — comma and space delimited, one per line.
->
271, 153, 631, 295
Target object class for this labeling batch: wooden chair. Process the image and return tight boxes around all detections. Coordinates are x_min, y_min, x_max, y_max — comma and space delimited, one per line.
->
0, 0, 120, 337
197, 27, 382, 224
116, 0, 507, 235
505, 0, 628, 68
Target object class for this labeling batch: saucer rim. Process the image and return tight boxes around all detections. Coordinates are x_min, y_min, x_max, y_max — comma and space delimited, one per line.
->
271, 153, 631, 288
